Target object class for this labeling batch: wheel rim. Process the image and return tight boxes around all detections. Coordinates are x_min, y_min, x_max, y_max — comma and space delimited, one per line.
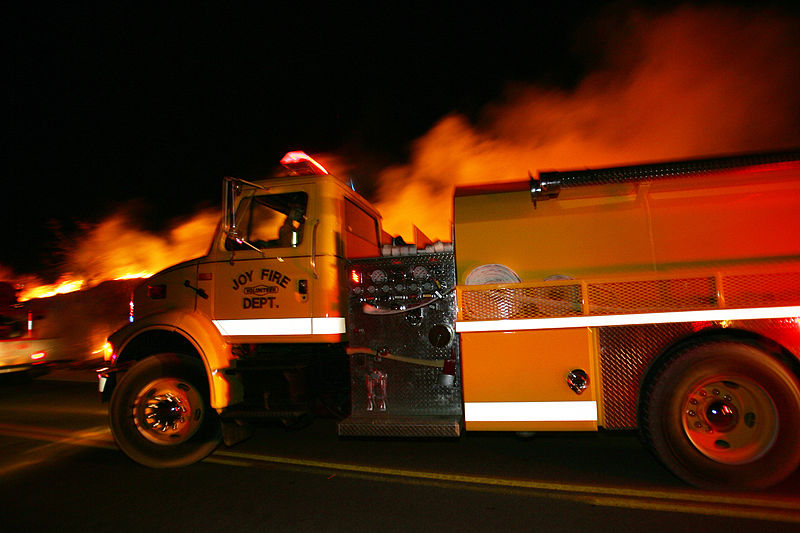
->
681, 375, 778, 465
132, 377, 204, 445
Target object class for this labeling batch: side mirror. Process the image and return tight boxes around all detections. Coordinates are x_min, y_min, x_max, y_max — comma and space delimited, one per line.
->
223, 178, 242, 235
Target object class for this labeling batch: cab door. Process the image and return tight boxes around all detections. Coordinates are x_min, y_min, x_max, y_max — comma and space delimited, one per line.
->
208, 185, 317, 342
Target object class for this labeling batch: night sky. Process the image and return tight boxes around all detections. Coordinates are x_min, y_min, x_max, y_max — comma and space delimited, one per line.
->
4, 1, 799, 280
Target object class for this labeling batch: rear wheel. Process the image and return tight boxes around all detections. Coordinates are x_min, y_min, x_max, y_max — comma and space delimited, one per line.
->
110, 353, 221, 467
641, 340, 800, 489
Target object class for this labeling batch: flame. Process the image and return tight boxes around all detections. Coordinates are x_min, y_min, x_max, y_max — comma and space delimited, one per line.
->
14, 210, 218, 301
374, 5, 800, 240
19, 279, 86, 301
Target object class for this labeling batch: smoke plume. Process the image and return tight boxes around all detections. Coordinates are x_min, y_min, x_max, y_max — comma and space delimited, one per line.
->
374, 5, 800, 240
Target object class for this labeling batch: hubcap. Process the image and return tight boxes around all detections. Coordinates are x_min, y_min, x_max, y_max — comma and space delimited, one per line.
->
681, 376, 778, 465
705, 401, 737, 432
145, 392, 187, 431
133, 378, 204, 445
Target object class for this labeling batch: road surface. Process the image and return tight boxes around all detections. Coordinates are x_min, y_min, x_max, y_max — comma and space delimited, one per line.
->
1, 369, 798, 532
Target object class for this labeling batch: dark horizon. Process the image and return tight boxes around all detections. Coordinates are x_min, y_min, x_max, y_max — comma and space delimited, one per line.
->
4, 1, 800, 280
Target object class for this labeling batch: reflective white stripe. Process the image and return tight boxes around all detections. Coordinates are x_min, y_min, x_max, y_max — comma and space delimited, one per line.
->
465, 401, 598, 422
213, 317, 346, 336
456, 305, 800, 333
311, 317, 348, 334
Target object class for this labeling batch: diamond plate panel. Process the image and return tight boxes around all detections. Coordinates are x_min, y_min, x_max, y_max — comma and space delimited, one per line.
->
598, 323, 693, 429
347, 354, 462, 416
346, 253, 462, 420
337, 415, 461, 437
599, 319, 800, 429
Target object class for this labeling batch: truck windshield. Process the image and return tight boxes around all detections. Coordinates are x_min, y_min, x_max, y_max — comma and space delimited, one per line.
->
225, 191, 309, 250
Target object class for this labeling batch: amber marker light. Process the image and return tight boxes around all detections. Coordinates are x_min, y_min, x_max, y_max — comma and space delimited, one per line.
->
103, 342, 115, 362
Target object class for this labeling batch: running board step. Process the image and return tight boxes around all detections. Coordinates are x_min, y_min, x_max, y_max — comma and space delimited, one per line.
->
220, 408, 308, 420
337, 415, 462, 438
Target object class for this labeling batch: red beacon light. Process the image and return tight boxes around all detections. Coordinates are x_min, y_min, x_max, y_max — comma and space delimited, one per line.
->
280, 151, 330, 176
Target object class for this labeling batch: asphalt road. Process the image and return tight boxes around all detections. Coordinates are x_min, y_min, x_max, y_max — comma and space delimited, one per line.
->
1, 369, 799, 532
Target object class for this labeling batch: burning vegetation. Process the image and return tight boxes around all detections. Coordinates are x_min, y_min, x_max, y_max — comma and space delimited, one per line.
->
12, 211, 218, 302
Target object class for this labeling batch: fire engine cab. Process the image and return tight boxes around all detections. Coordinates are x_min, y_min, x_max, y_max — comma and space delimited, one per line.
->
100, 149, 800, 489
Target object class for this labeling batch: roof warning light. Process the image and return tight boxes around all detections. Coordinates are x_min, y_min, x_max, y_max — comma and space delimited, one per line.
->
281, 151, 329, 176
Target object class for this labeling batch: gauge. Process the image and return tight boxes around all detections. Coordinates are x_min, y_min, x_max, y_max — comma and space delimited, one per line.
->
410, 265, 429, 281
390, 269, 406, 283
370, 269, 388, 284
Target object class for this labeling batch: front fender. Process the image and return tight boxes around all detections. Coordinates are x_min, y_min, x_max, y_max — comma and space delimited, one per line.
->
109, 309, 242, 409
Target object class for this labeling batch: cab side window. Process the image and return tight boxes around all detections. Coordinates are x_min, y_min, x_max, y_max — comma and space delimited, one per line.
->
344, 198, 379, 258
226, 191, 309, 250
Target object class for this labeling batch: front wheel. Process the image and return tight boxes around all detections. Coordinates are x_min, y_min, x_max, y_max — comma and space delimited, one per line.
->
109, 353, 221, 467
641, 340, 800, 489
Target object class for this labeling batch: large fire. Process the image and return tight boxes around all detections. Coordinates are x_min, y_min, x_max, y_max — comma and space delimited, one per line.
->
4, 5, 799, 302
14, 210, 219, 302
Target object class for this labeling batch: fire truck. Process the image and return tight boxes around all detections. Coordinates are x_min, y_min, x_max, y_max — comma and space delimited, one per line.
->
99, 149, 800, 489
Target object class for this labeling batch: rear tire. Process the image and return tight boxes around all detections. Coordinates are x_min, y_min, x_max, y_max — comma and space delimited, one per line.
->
109, 353, 221, 467
641, 340, 800, 489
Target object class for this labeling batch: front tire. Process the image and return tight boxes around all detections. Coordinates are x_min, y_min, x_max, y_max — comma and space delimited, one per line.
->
109, 353, 221, 467
641, 340, 800, 489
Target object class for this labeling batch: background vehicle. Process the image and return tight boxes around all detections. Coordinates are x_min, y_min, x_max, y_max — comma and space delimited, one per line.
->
0, 282, 50, 377
100, 150, 800, 489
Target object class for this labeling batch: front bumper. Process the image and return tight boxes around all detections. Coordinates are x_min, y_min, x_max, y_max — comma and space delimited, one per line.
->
96, 362, 133, 400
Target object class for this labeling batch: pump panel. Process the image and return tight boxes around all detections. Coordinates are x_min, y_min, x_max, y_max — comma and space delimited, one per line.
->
339, 252, 462, 437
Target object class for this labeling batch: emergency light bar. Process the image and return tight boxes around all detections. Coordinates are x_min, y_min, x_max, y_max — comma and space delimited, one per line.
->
281, 151, 329, 176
